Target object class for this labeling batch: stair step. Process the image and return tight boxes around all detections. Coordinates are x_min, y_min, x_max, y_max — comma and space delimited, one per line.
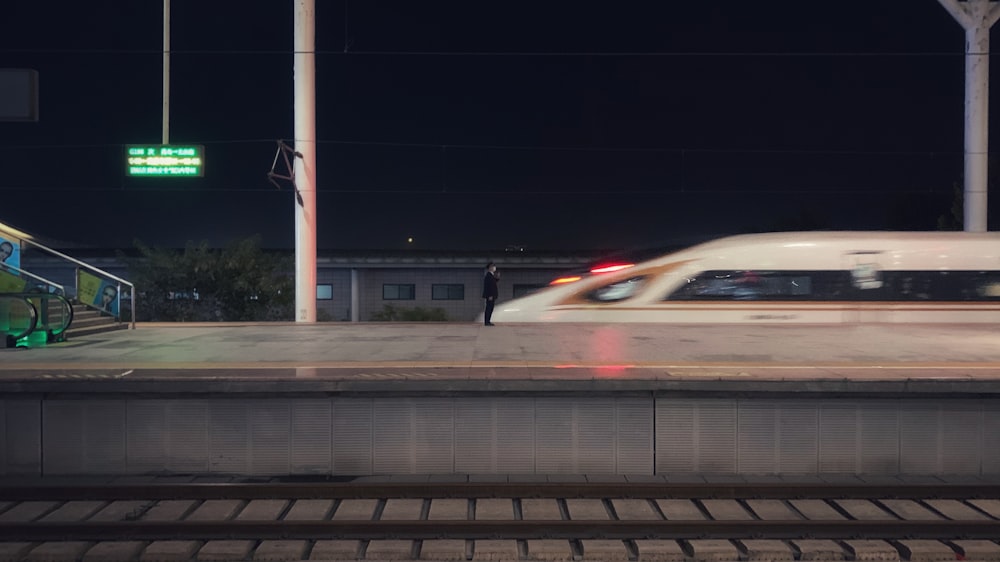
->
64, 322, 129, 339
69, 316, 119, 329
71, 306, 100, 315
62, 302, 125, 338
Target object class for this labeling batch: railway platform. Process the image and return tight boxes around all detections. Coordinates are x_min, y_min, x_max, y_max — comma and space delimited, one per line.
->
2, 322, 1000, 479
1, 322, 1000, 394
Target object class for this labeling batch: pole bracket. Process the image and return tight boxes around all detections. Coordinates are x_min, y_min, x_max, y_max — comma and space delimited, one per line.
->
267, 140, 305, 207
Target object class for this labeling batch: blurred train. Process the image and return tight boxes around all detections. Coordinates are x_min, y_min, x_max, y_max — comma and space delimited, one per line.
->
491, 231, 1000, 324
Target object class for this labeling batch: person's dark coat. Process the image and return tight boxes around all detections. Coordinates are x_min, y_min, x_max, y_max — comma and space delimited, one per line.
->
482, 272, 499, 299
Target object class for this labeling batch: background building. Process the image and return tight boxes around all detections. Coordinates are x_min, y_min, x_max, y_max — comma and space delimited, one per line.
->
19, 249, 600, 322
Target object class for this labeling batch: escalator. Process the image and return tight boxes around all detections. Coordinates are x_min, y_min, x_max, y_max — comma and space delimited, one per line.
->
0, 293, 73, 348
1, 258, 130, 344
1, 221, 134, 343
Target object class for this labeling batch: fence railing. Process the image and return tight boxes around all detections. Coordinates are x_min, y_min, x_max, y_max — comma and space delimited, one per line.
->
0, 260, 66, 295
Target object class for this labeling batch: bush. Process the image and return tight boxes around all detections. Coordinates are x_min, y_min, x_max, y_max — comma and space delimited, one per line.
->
120, 237, 294, 322
370, 304, 448, 322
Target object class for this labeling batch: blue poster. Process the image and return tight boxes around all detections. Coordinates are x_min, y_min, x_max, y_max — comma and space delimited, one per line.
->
93, 280, 119, 316
0, 236, 19, 270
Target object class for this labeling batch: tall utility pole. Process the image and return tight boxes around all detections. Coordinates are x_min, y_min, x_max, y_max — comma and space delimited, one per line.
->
294, 0, 318, 322
937, 0, 1000, 232
162, 0, 170, 144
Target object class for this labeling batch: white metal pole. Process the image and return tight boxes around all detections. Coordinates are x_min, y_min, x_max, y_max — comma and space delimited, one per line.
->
162, 0, 170, 145
294, 0, 317, 322
937, 0, 1000, 232
351, 268, 359, 322
963, 23, 990, 232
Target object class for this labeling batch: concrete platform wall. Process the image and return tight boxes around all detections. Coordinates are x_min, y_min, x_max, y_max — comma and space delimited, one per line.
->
0, 398, 41, 474
3, 396, 999, 477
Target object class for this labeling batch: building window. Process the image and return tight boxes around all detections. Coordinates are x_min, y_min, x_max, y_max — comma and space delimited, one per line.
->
432, 284, 464, 300
383, 284, 415, 300
317, 284, 332, 300
513, 284, 546, 298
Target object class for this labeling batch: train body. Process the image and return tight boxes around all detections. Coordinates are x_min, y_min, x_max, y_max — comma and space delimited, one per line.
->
491, 231, 1000, 324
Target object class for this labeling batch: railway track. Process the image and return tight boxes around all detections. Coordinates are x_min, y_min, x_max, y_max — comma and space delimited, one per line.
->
1, 482, 1000, 560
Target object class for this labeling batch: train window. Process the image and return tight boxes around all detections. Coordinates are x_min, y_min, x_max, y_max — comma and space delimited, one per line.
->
977, 275, 1000, 299
881, 271, 1000, 301
665, 270, 1000, 302
586, 276, 647, 302
665, 270, 852, 301
851, 264, 883, 290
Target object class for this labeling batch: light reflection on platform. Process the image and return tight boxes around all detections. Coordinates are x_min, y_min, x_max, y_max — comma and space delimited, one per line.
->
1, 323, 1000, 393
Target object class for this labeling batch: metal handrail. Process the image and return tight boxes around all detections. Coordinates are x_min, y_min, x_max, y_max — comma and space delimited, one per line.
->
18, 238, 136, 329
0, 294, 38, 345
11, 292, 74, 337
0, 261, 66, 295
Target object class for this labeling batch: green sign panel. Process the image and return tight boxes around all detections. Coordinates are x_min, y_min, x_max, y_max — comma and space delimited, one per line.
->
126, 145, 204, 177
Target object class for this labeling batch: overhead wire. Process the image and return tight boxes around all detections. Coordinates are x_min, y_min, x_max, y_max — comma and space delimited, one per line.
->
0, 47, 972, 57
0, 139, 971, 156
0, 184, 959, 195
0, 45, 976, 196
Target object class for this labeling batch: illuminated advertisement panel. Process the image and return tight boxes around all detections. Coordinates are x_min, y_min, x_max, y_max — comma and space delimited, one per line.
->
0, 235, 20, 270
77, 270, 118, 315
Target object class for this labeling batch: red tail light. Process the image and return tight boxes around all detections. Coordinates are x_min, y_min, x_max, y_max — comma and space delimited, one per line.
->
590, 263, 634, 274
549, 263, 634, 285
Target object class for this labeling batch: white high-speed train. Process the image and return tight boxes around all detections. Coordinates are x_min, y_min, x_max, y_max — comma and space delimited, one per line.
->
493, 231, 1000, 324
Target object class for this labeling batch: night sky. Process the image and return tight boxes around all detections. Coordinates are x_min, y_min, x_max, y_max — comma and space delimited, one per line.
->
0, 1, 995, 252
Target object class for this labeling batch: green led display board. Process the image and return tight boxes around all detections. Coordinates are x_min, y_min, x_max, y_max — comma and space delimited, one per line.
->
126, 145, 204, 177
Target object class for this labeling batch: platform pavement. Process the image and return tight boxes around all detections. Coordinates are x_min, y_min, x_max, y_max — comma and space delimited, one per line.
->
1, 322, 1000, 394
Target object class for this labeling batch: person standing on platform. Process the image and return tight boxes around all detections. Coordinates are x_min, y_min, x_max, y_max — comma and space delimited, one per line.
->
482, 262, 500, 326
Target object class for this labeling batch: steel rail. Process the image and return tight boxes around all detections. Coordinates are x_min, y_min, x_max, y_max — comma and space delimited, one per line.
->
2, 482, 1000, 501
2, 519, 1000, 541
